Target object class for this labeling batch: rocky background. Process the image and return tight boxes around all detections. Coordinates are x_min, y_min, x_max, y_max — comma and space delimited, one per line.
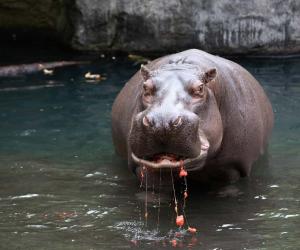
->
0, 0, 299, 55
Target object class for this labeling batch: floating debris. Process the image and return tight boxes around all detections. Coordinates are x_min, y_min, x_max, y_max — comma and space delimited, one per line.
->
84, 171, 106, 178
86, 210, 99, 215
20, 129, 37, 137
84, 72, 102, 80
43, 68, 54, 75
26, 213, 36, 219
279, 208, 288, 211
254, 195, 267, 200
221, 224, 235, 228
128, 54, 151, 65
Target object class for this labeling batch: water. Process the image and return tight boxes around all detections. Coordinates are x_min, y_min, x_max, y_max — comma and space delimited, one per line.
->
0, 55, 299, 250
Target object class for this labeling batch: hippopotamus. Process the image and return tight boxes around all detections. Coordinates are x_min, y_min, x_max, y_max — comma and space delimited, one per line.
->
111, 49, 273, 186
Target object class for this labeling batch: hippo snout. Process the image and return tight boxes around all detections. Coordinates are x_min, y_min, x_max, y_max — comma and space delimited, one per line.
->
129, 110, 201, 160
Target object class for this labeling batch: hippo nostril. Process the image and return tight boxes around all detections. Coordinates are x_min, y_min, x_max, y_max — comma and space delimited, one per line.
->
172, 116, 182, 127
142, 115, 152, 127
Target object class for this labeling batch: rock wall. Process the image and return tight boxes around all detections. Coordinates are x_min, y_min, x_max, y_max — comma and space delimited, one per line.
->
1, 0, 300, 55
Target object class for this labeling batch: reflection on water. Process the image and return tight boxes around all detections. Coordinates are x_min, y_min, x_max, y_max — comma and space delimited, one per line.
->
0, 56, 299, 249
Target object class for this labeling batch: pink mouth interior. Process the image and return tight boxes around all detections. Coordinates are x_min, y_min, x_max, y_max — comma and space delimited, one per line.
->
152, 154, 183, 164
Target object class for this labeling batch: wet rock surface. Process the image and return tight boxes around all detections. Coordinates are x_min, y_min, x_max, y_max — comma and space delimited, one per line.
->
0, 0, 300, 54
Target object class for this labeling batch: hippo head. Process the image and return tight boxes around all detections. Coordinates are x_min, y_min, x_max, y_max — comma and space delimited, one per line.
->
129, 62, 223, 175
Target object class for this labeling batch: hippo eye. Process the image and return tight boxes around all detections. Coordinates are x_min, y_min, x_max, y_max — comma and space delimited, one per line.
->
142, 81, 155, 104
190, 84, 205, 99
143, 84, 151, 93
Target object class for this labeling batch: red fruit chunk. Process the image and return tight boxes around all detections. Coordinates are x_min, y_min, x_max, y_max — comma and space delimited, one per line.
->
179, 168, 188, 177
176, 215, 184, 227
184, 191, 188, 199
188, 227, 197, 233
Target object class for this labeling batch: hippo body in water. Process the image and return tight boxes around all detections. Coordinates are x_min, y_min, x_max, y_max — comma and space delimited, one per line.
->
112, 49, 273, 185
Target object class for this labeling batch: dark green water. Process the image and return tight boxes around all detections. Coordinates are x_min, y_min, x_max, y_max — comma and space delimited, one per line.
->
0, 56, 299, 250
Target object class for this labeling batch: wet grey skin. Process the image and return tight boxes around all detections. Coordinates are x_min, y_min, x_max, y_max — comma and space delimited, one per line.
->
111, 49, 274, 184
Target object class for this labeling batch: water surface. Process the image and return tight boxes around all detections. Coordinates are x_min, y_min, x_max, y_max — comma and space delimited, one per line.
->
0, 56, 299, 249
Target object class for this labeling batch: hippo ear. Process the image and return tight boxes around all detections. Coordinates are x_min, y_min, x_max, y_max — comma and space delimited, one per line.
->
140, 64, 151, 81
203, 68, 217, 84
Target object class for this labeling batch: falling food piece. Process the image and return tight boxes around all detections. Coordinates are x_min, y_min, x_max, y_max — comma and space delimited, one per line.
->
184, 191, 188, 199
43, 69, 54, 75
84, 72, 102, 80
139, 166, 146, 188
179, 168, 188, 177
188, 227, 197, 234
176, 215, 184, 227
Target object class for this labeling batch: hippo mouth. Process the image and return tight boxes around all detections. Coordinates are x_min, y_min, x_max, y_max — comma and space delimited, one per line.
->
131, 135, 209, 171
